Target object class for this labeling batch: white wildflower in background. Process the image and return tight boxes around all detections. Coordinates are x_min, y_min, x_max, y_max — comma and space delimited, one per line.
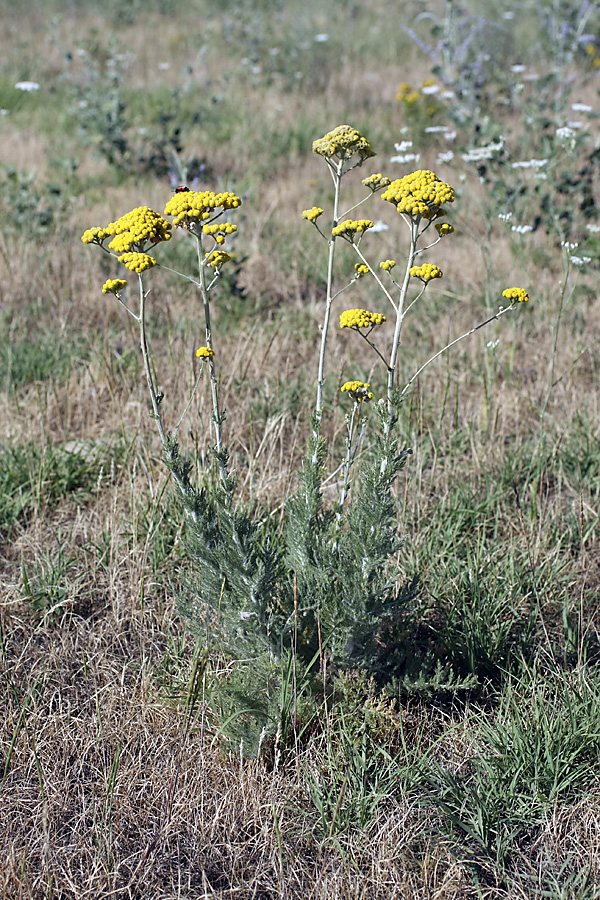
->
370, 221, 389, 233
15, 81, 40, 91
568, 121, 584, 129
437, 151, 454, 163
445, 130, 457, 141
572, 103, 592, 112
158, 62, 170, 70
586, 224, 600, 233
314, 33, 329, 42
422, 84, 440, 95
512, 159, 548, 169
510, 65, 526, 73
556, 126, 576, 140
570, 256, 592, 266
390, 153, 420, 164
394, 140, 413, 153
441, 90, 455, 100
498, 212, 513, 221
425, 125, 449, 133
561, 241, 579, 251
461, 139, 504, 162
511, 224, 533, 234
486, 339, 500, 349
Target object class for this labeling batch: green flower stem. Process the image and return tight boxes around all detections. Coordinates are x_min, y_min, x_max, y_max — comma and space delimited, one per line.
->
384, 219, 419, 442
398, 302, 516, 403
196, 233, 228, 485
313, 158, 343, 460
136, 274, 196, 509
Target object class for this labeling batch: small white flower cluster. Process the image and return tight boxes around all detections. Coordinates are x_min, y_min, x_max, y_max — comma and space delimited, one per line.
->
586, 224, 600, 233
390, 153, 420, 164
512, 159, 548, 169
570, 256, 592, 266
556, 126, 577, 141
511, 224, 533, 234
498, 212, 513, 222
461, 139, 504, 163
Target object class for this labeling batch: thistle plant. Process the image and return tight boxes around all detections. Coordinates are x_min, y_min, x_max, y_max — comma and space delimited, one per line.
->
81, 125, 530, 754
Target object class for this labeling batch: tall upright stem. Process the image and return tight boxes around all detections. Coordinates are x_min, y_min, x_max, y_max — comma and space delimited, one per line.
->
312, 159, 343, 463
196, 235, 228, 485
383, 219, 419, 444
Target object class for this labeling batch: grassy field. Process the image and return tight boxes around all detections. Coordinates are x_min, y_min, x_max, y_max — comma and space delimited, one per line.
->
2, 0, 600, 897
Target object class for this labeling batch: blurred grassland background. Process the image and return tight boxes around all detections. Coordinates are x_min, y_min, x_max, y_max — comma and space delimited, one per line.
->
2, 0, 600, 897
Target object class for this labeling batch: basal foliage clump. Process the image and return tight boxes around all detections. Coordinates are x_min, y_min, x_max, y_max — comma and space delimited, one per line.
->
82, 125, 529, 754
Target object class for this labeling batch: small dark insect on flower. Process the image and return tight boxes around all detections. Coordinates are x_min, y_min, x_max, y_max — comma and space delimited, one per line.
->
174, 185, 191, 193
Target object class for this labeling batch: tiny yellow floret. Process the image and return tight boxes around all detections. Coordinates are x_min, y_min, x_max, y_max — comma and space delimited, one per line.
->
379, 259, 396, 271
410, 263, 443, 282
435, 223, 454, 236
102, 278, 128, 295
362, 173, 391, 191
502, 287, 529, 304
354, 263, 370, 277
205, 250, 232, 268
196, 346, 215, 358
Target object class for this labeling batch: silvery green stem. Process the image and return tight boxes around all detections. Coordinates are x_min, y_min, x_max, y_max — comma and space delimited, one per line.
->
383, 219, 419, 444
312, 158, 343, 463
196, 234, 228, 485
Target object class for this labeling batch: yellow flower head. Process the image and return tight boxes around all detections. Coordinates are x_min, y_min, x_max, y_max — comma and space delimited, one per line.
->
354, 263, 370, 277
118, 252, 157, 273
164, 190, 242, 228
396, 82, 412, 101
102, 207, 172, 253
340, 380, 374, 402
340, 309, 386, 329
410, 263, 443, 282
379, 259, 396, 271
312, 125, 374, 161
302, 206, 324, 222
435, 223, 454, 236
202, 222, 237, 245
362, 173, 391, 192
332, 219, 374, 239
81, 226, 109, 245
205, 249, 232, 268
382, 170, 455, 220
502, 287, 529, 304
196, 346, 215, 358
101, 278, 128, 295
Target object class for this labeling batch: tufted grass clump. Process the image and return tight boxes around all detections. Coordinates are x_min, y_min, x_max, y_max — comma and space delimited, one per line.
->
81, 126, 530, 755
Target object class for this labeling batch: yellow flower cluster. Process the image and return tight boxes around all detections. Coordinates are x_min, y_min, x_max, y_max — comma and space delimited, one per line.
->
381, 170, 455, 219
340, 380, 374, 402
410, 263, 443, 282
396, 82, 420, 104
81, 226, 108, 245
379, 259, 396, 271
164, 190, 242, 227
82, 208, 172, 252
340, 309, 386, 329
203, 222, 237, 245
332, 219, 374, 238
302, 206, 324, 222
118, 252, 157, 273
354, 263, 370, 277
312, 125, 374, 161
196, 346, 215, 358
362, 173, 391, 191
101, 278, 128, 295
205, 250, 232, 268
435, 223, 454, 236
502, 287, 529, 304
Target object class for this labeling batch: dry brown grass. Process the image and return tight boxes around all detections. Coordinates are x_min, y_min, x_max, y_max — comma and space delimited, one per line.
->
3, 1, 600, 896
